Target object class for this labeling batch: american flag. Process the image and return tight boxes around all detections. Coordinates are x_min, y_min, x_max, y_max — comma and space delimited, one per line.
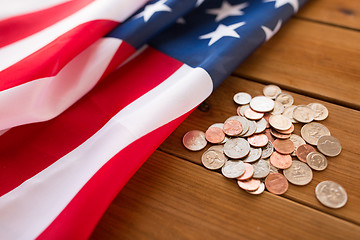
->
0, 0, 307, 238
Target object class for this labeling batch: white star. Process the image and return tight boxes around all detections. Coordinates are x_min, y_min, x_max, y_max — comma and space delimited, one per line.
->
134, 0, 171, 22
206, 1, 248, 22
261, 19, 282, 41
264, 0, 299, 12
199, 22, 245, 46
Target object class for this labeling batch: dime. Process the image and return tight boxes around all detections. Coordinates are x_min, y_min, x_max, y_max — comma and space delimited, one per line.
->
263, 85, 281, 99
242, 120, 257, 137
237, 178, 261, 191
183, 130, 207, 151
221, 160, 245, 178
247, 182, 265, 195
264, 128, 275, 143
273, 139, 295, 155
283, 160, 313, 185
227, 116, 249, 135
255, 118, 267, 133
296, 144, 316, 163
201, 149, 227, 170
315, 181, 347, 208
223, 119, 243, 136
244, 108, 264, 120
252, 159, 270, 178
289, 134, 306, 156
250, 96, 275, 112
223, 138, 250, 159
271, 101, 285, 115
270, 128, 291, 139
306, 152, 327, 171
205, 127, 225, 144
237, 105, 250, 116
275, 93, 294, 107
301, 122, 330, 146
261, 141, 274, 159
270, 151, 292, 169
293, 105, 315, 123
277, 124, 294, 135
282, 105, 298, 123
247, 134, 268, 147
207, 145, 224, 152
308, 103, 328, 121
210, 123, 224, 129
265, 173, 288, 195
243, 147, 262, 163
237, 163, 254, 180
234, 92, 252, 105
269, 115, 292, 131
317, 135, 341, 157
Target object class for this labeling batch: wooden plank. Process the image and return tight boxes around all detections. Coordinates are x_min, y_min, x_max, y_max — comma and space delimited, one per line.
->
91, 150, 360, 239
233, 19, 360, 110
297, 0, 360, 30
159, 76, 360, 224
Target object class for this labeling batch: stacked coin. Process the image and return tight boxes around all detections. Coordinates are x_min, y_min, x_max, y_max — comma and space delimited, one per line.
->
183, 85, 347, 208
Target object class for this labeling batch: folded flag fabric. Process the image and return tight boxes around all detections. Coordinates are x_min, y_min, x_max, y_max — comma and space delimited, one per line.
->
0, 0, 308, 239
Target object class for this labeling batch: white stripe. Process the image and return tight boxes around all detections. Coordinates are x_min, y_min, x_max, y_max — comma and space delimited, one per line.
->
0, 37, 122, 131
0, 0, 147, 71
0, 64, 213, 239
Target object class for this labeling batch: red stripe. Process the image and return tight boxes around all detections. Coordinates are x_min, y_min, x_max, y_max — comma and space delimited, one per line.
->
0, 20, 118, 91
37, 110, 193, 240
0, 0, 94, 48
0, 47, 183, 196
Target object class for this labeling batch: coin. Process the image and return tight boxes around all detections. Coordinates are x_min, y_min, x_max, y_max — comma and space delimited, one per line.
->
227, 116, 249, 135
234, 92, 252, 105
306, 152, 327, 171
223, 138, 250, 159
273, 139, 295, 155
255, 118, 267, 133
264, 128, 275, 143
301, 122, 330, 145
205, 127, 225, 144
207, 145, 224, 152
221, 160, 245, 178
265, 173, 288, 195
183, 130, 207, 151
263, 85, 281, 99
237, 105, 250, 116
270, 128, 291, 139
252, 159, 270, 178
249, 96, 275, 112
201, 149, 228, 170
293, 105, 315, 123
271, 101, 285, 115
282, 105, 298, 123
277, 124, 294, 135
270, 151, 292, 169
237, 163, 254, 180
275, 93, 294, 107
261, 141, 274, 159
296, 144, 316, 163
308, 103, 328, 121
263, 113, 271, 128
289, 134, 306, 156
223, 119, 243, 136
269, 115, 292, 131
244, 108, 264, 120
283, 160, 313, 185
247, 134, 268, 147
317, 135, 341, 157
243, 147, 262, 163
247, 182, 265, 195
237, 178, 261, 191
316, 181, 347, 208
242, 120, 257, 137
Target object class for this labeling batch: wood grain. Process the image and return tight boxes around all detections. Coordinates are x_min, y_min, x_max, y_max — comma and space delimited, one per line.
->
91, 150, 360, 239
234, 19, 360, 109
159, 76, 360, 224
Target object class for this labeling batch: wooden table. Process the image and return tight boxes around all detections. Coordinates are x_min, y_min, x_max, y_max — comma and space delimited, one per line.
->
91, 1, 360, 239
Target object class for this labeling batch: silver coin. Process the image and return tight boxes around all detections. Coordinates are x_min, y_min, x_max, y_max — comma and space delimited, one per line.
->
269, 114, 292, 131
261, 141, 274, 159
247, 182, 265, 195
283, 160, 313, 186
275, 93, 294, 107
252, 159, 270, 178
210, 123, 224, 129
271, 101, 285, 115
301, 122, 330, 145
201, 149, 228, 170
306, 152, 327, 171
307, 103, 328, 121
239, 105, 250, 116
223, 138, 250, 159
315, 181, 347, 208
242, 120, 257, 137
207, 145, 224, 152
249, 96, 275, 112
182, 130, 207, 151
264, 159, 279, 173
293, 105, 315, 123
282, 105, 298, 123
243, 147, 262, 163
263, 85, 281, 99
221, 160, 245, 178
255, 118, 267, 133
317, 135, 341, 157
227, 116, 249, 135
289, 134, 306, 156
234, 92, 252, 105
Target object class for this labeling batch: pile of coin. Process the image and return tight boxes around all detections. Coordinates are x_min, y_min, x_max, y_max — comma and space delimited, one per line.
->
183, 85, 347, 208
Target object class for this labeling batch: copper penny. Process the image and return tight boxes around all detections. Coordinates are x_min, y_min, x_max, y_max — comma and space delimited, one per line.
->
270, 151, 292, 169
237, 163, 254, 181
296, 144, 316, 163
265, 129, 275, 143
270, 128, 291, 139
237, 178, 261, 191
263, 113, 271, 128
265, 173, 288, 195
247, 134, 268, 147
273, 139, 295, 155
244, 108, 264, 120
205, 127, 225, 144
277, 124, 294, 134
223, 119, 243, 136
